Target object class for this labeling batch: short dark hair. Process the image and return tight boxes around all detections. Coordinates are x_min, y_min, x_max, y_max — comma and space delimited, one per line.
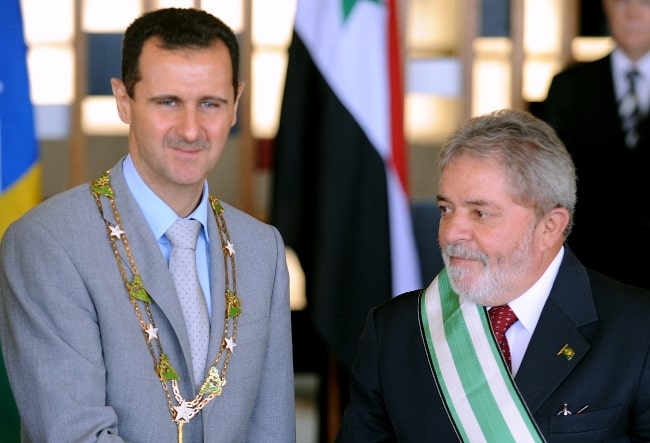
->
121, 8, 240, 99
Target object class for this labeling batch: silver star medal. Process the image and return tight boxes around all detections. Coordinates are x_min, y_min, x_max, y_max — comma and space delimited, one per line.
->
174, 401, 194, 422
109, 224, 125, 239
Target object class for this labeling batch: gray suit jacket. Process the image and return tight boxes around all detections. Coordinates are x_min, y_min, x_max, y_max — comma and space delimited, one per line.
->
0, 158, 296, 442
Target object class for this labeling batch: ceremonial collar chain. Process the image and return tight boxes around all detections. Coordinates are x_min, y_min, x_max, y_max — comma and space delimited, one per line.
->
91, 171, 241, 442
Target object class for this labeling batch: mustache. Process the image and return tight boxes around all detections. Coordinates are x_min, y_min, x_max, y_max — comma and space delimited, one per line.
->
164, 138, 209, 150
442, 242, 488, 263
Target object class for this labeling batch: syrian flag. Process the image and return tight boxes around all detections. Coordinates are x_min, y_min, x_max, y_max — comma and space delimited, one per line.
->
271, 0, 421, 368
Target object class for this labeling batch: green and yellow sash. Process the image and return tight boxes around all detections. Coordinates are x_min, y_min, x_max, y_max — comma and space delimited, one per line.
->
419, 269, 545, 442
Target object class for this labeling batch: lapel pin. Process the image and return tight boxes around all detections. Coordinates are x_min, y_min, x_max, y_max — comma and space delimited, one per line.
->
557, 344, 575, 361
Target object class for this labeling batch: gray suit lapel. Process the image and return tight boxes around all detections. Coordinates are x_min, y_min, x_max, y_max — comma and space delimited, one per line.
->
206, 206, 227, 362
199, 206, 229, 419
106, 161, 193, 369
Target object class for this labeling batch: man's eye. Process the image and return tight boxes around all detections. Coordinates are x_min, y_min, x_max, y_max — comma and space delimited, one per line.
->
201, 101, 221, 109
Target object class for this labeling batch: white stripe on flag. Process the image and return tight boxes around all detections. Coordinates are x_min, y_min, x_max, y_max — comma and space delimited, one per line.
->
387, 168, 421, 294
295, 0, 422, 295
295, 1, 388, 157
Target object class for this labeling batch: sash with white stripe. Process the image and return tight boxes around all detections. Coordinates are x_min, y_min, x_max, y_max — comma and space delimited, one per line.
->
419, 269, 545, 442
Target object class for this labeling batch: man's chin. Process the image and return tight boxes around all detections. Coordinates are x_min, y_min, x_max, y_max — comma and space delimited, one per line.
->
447, 273, 492, 305
446, 273, 475, 296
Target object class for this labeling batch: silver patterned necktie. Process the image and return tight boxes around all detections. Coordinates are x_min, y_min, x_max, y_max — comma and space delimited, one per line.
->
166, 219, 210, 387
619, 69, 642, 149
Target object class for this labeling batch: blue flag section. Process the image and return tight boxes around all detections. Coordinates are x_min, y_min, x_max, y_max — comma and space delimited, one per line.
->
0, 0, 41, 239
0, 0, 34, 439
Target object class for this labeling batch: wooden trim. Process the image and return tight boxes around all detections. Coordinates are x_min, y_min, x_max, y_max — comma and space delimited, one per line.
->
461, 0, 479, 121
70, 0, 87, 187
561, 0, 580, 67
510, 0, 525, 111
239, 0, 255, 217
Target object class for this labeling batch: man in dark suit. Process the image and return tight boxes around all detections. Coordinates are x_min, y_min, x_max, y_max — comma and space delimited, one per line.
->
336, 109, 650, 441
541, 0, 650, 289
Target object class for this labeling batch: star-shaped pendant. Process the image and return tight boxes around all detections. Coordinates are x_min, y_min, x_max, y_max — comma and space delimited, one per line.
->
174, 401, 194, 422
145, 323, 159, 342
224, 241, 235, 256
225, 336, 237, 352
109, 224, 125, 239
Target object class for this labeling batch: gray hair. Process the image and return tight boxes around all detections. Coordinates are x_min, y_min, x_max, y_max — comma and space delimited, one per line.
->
438, 108, 576, 238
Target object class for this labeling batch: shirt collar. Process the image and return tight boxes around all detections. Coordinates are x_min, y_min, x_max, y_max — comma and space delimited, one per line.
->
612, 48, 650, 83
122, 154, 210, 242
508, 246, 564, 335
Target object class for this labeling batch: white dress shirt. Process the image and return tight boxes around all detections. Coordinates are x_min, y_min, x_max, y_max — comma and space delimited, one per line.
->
496, 247, 564, 376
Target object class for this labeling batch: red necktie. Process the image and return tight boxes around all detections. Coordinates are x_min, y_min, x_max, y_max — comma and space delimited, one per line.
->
488, 305, 518, 370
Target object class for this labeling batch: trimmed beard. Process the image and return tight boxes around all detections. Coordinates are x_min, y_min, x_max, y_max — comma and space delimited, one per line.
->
441, 227, 535, 306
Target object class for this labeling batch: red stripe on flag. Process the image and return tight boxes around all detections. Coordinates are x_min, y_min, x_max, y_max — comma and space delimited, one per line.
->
387, 0, 408, 195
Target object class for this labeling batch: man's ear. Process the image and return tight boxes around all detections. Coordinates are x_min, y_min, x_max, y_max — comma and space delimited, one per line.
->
539, 206, 570, 250
111, 78, 131, 125
230, 81, 245, 128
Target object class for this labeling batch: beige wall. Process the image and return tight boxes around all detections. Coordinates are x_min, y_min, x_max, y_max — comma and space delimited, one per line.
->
38, 135, 441, 221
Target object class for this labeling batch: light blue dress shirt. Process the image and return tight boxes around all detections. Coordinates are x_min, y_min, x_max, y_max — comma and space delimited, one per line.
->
122, 154, 213, 317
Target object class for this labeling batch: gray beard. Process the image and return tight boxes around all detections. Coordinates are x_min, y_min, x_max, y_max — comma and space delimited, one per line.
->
441, 233, 534, 306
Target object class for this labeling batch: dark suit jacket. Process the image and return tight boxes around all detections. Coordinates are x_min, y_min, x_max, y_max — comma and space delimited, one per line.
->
337, 248, 650, 442
542, 54, 650, 289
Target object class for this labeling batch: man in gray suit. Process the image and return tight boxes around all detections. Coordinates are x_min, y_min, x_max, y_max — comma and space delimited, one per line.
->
0, 8, 295, 442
